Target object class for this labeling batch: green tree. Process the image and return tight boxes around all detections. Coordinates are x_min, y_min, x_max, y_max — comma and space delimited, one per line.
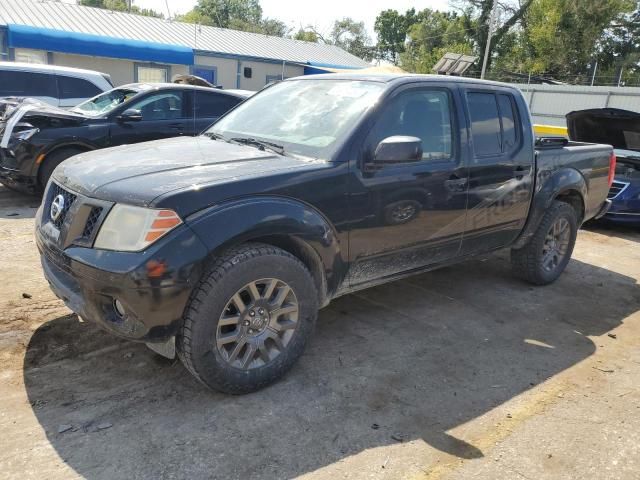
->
509, 0, 635, 80
185, 0, 262, 28
293, 29, 320, 43
456, 0, 534, 74
374, 9, 412, 64
329, 18, 375, 61
177, 0, 289, 37
597, 3, 640, 83
78, 0, 163, 18
400, 9, 474, 73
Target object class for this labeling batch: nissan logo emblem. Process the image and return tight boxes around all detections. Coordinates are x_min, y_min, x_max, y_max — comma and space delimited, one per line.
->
50, 194, 65, 222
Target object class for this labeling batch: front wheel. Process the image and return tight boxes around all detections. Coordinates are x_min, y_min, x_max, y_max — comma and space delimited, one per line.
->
177, 243, 318, 394
511, 201, 578, 285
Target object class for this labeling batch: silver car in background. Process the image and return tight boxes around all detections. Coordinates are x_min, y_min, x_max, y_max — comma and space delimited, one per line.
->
0, 62, 113, 108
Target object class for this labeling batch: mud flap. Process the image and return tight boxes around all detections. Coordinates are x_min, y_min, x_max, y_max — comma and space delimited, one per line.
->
146, 336, 176, 359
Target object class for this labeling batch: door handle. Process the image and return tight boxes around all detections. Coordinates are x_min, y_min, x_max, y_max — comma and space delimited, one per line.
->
514, 165, 532, 179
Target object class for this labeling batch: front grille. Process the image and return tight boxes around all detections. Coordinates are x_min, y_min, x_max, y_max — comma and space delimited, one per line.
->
607, 181, 629, 200
45, 183, 77, 229
82, 206, 103, 238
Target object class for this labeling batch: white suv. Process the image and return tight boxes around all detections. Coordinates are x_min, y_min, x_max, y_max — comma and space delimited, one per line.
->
0, 62, 113, 108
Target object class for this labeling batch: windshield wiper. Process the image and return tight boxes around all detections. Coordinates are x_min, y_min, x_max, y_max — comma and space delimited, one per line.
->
229, 137, 285, 155
205, 132, 228, 142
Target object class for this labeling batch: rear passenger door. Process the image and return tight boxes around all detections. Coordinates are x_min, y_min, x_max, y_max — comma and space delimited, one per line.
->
460, 89, 534, 255
192, 91, 242, 134
56, 75, 104, 108
0, 70, 58, 106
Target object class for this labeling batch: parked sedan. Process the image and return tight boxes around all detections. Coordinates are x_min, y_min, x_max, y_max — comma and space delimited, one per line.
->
0, 83, 250, 194
567, 108, 640, 225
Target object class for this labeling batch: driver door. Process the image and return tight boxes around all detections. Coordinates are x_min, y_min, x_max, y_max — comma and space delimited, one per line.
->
109, 90, 191, 146
346, 84, 469, 287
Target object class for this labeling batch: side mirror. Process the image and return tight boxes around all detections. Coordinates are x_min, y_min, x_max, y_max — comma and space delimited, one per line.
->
117, 109, 143, 122
373, 136, 423, 165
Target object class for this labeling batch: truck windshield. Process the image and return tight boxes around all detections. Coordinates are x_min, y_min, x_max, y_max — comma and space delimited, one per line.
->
72, 88, 141, 117
207, 79, 385, 159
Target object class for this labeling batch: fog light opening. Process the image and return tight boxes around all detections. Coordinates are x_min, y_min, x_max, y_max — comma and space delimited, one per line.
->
114, 299, 126, 318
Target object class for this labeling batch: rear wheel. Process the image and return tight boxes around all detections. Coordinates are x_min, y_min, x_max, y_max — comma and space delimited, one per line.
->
511, 201, 578, 285
38, 147, 85, 190
177, 243, 318, 394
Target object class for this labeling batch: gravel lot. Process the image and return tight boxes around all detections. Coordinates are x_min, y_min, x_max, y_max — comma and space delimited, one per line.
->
1, 184, 639, 480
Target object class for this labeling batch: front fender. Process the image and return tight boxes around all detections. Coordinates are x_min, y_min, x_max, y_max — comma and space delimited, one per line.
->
512, 167, 587, 249
186, 196, 346, 297
29, 138, 102, 177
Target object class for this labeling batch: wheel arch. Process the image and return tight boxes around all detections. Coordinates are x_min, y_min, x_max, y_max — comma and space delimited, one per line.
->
186, 196, 346, 306
513, 167, 587, 249
34, 142, 96, 186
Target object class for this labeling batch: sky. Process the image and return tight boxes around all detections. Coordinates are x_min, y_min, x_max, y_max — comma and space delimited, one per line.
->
129, 0, 452, 38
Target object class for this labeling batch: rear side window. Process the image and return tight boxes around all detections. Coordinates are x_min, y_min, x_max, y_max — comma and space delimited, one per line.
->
467, 92, 502, 156
57, 76, 102, 99
0, 70, 57, 98
498, 94, 518, 151
194, 92, 241, 118
467, 91, 520, 157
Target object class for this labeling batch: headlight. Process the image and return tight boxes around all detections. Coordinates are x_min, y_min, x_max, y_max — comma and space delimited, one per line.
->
11, 123, 39, 141
94, 204, 182, 252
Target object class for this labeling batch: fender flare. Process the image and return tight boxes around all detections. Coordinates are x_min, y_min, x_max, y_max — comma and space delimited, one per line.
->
512, 167, 587, 249
186, 196, 347, 302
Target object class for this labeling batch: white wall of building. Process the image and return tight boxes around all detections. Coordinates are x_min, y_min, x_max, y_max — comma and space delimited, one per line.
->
238, 61, 304, 91
193, 54, 305, 90
52, 52, 189, 85
512, 84, 640, 127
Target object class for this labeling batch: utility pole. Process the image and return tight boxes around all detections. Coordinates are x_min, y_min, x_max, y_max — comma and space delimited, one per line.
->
480, 3, 497, 80
127, 0, 132, 13
617, 67, 624, 87
591, 60, 598, 86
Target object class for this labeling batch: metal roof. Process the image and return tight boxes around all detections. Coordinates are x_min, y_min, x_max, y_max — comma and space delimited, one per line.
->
0, 0, 370, 68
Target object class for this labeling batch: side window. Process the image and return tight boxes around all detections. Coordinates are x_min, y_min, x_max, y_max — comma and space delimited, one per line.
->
130, 91, 186, 121
370, 89, 454, 162
0, 71, 57, 98
194, 92, 241, 118
58, 76, 102, 99
467, 92, 502, 157
497, 94, 518, 151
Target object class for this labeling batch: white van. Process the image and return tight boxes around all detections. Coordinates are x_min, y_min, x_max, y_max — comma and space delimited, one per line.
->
0, 62, 113, 108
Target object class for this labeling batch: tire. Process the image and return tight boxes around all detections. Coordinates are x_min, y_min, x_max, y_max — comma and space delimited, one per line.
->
511, 201, 578, 285
177, 243, 318, 394
37, 148, 85, 190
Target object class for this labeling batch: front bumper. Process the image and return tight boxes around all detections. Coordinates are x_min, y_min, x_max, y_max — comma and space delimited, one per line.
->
604, 179, 640, 225
0, 147, 39, 194
36, 220, 209, 343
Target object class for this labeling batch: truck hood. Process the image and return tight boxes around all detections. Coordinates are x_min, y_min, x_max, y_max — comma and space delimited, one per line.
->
566, 108, 640, 153
54, 136, 328, 214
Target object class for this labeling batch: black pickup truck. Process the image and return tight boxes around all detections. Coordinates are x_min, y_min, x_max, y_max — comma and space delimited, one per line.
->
35, 74, 614, 394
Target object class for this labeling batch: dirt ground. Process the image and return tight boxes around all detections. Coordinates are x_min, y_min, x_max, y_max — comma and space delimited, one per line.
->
1, 184, 639, 480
